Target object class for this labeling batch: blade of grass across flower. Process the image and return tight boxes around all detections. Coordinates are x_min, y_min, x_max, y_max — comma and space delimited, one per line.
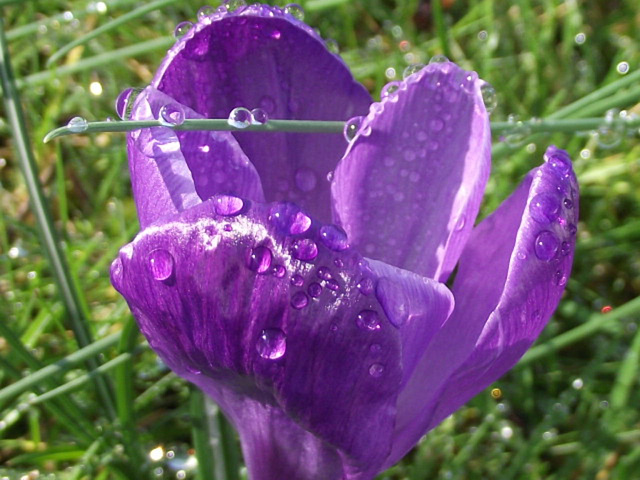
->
0, 19, 116, 419
431, 0, 451, 59
46, 0, 175, 66
205, 397, 241, 480
518, 296, 640, 366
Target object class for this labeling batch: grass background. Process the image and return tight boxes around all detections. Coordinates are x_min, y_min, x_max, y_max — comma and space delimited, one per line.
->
1, 0, 640, 479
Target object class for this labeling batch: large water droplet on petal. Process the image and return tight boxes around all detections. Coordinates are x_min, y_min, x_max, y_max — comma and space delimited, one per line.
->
381, 81, 401, 100
356, 310, 381, 331
197, 5, 216, 20
214, 195, 244, 216
67, 116, 88, 133
295, 168, 317, 192
269, 203, 311, 234
308, 282, 322, 298
403, 63, 425, 79
529, 193, 561, 225
480, 82, 497, 114
319, 224, 349, 251
223, 0, 246, 11
148, 249, 174, 281
174, 21, 193, 38
358, 277, 375, 296
291, 274, 304, 287
292, 238, 318, 262
227, 107, 252, 128
291, 291, 309, 309
369, 363, 384, 377
343, 116, 363, 141
534, 231, 560, 261
544, 150, 572, 177
247, 246, 273, 273
284, 3, 304, 20
256, 328, 286, 359
429, 54, 449, 64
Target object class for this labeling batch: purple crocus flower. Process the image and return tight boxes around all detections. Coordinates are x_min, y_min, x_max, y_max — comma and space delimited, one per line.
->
110, 4, 578, 479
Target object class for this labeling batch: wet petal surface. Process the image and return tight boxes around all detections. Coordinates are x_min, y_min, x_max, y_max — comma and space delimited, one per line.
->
151, 5, 371, 223
128, 87, 264, 227
332, 62, 491, 281
385, 146, 578, 464
111, 196, 434, 478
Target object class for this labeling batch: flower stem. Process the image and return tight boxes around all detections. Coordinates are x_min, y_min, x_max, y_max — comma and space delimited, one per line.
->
43, 115, 640, 143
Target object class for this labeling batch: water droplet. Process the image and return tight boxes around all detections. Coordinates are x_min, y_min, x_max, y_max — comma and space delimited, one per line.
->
317, 267, 332, 280
115, 87, 141, 120
358, 277, 375, 295
174, 21, 193, 38
567, 223, 577, 236
505, 114, 530, 147
616, 61, 629, 75
381, 81, 401, 100
148, 249, 174, 281
284, 3, 304, 20
272, 265, 286, 278
563, 198, 573, 209
250, 108, 268, 125
326, 279, 339, 291
223, 0, 246, 11
291, 274, 304, 287
429, 118, 444, 132
291, 291, 309, 309
247, 246, 273, 273
574, 33, 586, 45
429, 54, 449, 64
480, 82, 497, 114
159, 103, 185, 126
596, 109, 624, 149
256, 328, 286, 359
529, 193, 561, 224
403, 63, 425, 79
517, 251, 527, 260
214, 195, 244, 216
356, 310, 381, 331
369, 363, 384, 377
67, 116, 88, 133
334, 258, 343, 268
197, 5, 216, 20
534, 231, 559, 261
325, 38, 339, 53
326, 171, 334, 182
344, 116, 363, 141
560, 241, 571, 256
269, 203, 311, 234
455, 215, 466, 231
295, 168, 317, 192
554, 269, 567, 286
370, 343, 382, 355
545, 149, 572, 176
308, 282, 322, 298
292, 238, 318, 262
227, 107, 252, 128
319, 224, 349, 251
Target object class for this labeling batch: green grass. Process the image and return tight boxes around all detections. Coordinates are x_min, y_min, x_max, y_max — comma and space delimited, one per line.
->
1, 0, 640, 479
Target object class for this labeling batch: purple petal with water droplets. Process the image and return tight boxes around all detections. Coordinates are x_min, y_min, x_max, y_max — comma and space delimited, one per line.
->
384, 146, 578, 464
151, 5, 371, 223
111, 197, 420, 479
332, 62, 491, 281
128, 87, 264, 228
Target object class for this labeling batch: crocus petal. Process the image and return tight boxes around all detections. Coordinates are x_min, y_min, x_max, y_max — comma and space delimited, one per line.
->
332, 62, 491, 281
385, 146, 578, 464
149, 5, 371, 223
128, 87, 264, 227
111, 195, 453, 478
